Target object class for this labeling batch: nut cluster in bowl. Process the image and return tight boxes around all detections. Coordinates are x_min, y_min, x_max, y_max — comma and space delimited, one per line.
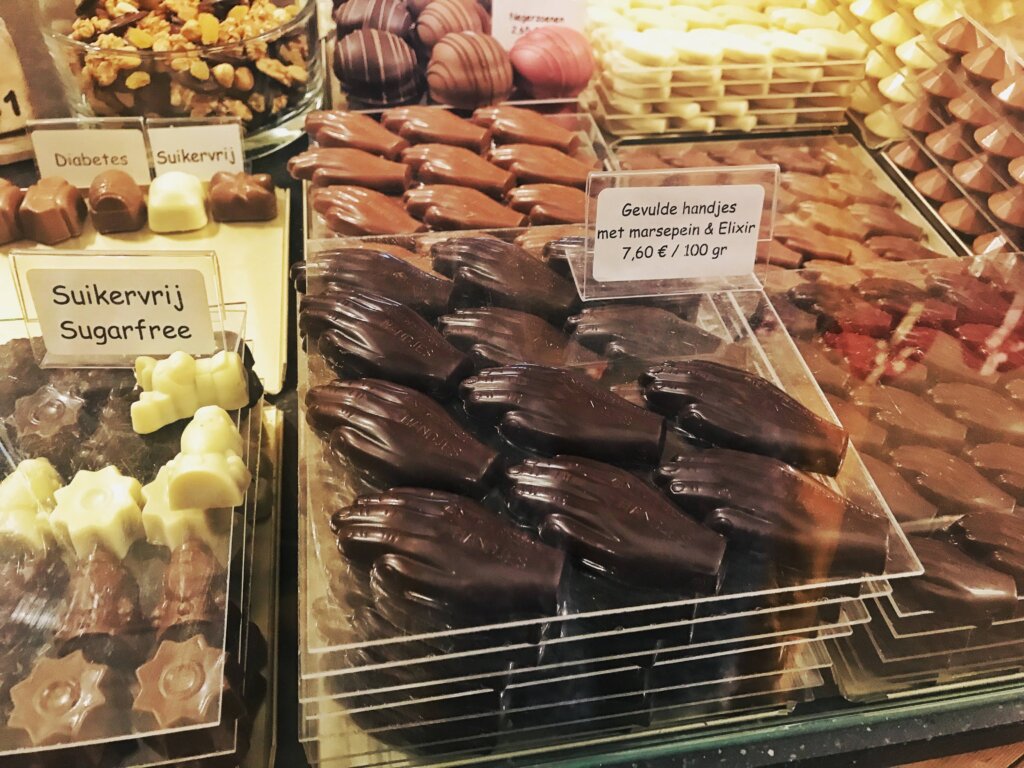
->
54, 0, 319, 133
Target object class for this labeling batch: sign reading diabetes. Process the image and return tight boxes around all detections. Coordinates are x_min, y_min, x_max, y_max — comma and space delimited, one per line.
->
26, 268, 216, 358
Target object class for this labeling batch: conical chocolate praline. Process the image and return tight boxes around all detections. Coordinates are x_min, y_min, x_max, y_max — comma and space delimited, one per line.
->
896, 100, 943, 133
975, 119, 1024, 158
888, 140, 932, 173
913, 168, 960, 202
934, 17, 982, 55
952, 155, 1003, 193
962, 44, 1010, 83
1009, 155, 1024, 184
939, 198, 994, 235
989, 185, 1024, 227
925, 122, 976, 162
992, 76, 1024, 111
919, 64, 961, 99
948, 90, 998, 127
973, 230, 1013, 254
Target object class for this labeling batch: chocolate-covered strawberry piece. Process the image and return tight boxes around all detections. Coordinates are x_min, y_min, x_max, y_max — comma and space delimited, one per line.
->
788, 282, 893, 337
952, 511, 1024, 588
317, 379, 500, 495
656, 449, 890, 577
402, 144, 514, 196
640, 360, 849, 476
566, 305, 722, 360
507, 455, 725, 592
890, 445, 1015, 516
431, 236, 579, 321
332, 488, 565, 617
297, 247, 452, 317
460, 365, 666, 465
439, 307, 603, 372
300, 289, 471, 396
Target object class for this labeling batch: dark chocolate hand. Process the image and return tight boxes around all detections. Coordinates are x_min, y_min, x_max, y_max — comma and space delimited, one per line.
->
507, 455, 725, 592
952, 511, 1024, 589
641, 360, 849, 476
300, 289, 471, 396
295, 247, 452, 318
314, 379, 500, 495
566, 305, 723, 360
460, 365, 665, 465
431, 236, 579, 321
926, 272, 1011, 326
656, 449, 890, 577
439, 307, 604, 372
331, 488, 565, 616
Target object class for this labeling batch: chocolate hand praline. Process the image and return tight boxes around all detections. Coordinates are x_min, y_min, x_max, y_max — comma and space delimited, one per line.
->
567, 305, 723, 360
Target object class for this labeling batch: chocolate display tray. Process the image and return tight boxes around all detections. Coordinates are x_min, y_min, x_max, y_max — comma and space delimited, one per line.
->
0, 191, 291, 394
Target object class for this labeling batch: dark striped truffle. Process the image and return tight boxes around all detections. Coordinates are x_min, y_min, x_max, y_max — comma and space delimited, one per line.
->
335, 0, 413, 39
426, 32, 513, 109
335, 28, 423, 107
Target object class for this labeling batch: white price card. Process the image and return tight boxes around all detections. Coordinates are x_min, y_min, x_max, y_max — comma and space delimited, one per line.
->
592, 184, 765, 283
491, 0, 587, 49
148, 121, 245, 179
29, 121, 151, 187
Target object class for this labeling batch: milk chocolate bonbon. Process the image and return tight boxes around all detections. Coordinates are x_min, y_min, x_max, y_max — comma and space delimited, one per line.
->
416, 0, 485, 49
88, 170, 146, 234
19, 177, 87, 245
508, 455, 725, 592
427, 32, 513, 109
460, 365, 666, 465
133, 635, 228, 729
209, 172, 277, 223
0, 179, 23, 244
314, 379, 499, 495
509, 26, 594, 100
335, 0, 413, 39
334, 28, 423, 107
641, 360, 849, 476
151, 540, 227, 642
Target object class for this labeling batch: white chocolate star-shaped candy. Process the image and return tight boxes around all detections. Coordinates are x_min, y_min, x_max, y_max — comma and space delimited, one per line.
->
141, 466, 231, 562
51, 466, 144, 559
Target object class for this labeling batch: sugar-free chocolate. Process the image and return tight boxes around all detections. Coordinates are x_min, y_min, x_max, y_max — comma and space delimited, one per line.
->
209, 172, 277, 223
19, 177, 87, 245
88, 170, 146, 234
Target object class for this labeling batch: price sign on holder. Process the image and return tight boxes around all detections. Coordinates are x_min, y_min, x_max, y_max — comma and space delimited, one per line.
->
147, 117, 245, 179
26, 117, 151, 187
572, 164, 780, 301
491, 0, 587, 48
9, 251, 229, 368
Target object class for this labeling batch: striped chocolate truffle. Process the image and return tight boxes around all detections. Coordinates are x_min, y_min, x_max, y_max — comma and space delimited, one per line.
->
335, 29, 424, 107
426, 32, 513, 109
335, 0, 413, 39
416, 0, 486, 49
510, 26, 594, 99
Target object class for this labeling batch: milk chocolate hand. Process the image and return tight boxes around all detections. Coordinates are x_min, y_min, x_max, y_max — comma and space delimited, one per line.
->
287, 148, 411, 193
507, 455, 725, 592
305, 111, 409, 158
854, 277, 957, 329
890, 445, 1015, 516
926, 272, 1012, 326
656, 449, 889, 577
787, 282, 894, 337
313, 379, 499, 495
460, 365, 666, 465
487, 144, 594, 188
566, 305, 723, 361
297, 247, 452, 317
472, 105, 581, 153
403, 185, 527, 230
402, 144, 514, 196
312, 186, 426, 236
641, 360, 849, 475
380, 106, 492, 152
300, 289, 471, 395
506, 184, 588, 224
439, 307, 604, 371
332, 488, 565, 616
431, 236, 579, 321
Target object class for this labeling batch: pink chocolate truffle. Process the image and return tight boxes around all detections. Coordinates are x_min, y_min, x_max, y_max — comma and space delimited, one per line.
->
509, 26, 594, 100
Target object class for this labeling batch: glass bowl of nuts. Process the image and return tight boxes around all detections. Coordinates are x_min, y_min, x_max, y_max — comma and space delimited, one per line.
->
44, 0, 323, 155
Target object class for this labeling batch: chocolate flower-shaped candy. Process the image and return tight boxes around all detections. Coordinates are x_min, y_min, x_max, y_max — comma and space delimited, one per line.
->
402, 144, 514, 197
460, 365, 666, 465
19, 177, 87, 245
507, 456, 725, 592
898, 536, 1017, 625
431, 236, 579, 321
890, 445, 1015, 516
151, 540, 226, 642
380, 105, 492, 152
133, 635, 228, 729
8, 651, 121, 746
12, 385, 91, 477
641, 360, 849, 476
787, 282, 893, 337
309, 379, 500, 495
472, 105, 581, 153
332, 488, 565, 617
312, 185, 425, 236
439, 307, 604, 372
926, 272, 1011, 326
656, 449, 890, 577
287, 147, 412, 192
209, 172, 277, 223
305, 110, 409, 158
404, 184, 527, 229
567, 305, 723, 361
854, 277, 957, 329
506, 184, 589, 225
297, 247, 452, 317
952, 511, 1024, 589
487, 144, 594, 188
300, 289, 471, 396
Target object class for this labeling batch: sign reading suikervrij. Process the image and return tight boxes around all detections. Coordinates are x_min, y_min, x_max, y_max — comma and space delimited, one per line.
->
148, 122, 244, 178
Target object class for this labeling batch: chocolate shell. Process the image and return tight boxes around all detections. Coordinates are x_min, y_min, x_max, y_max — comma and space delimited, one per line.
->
566, 305, 722, 361
332, 488, 565, 617
890, 445, 1015, 515
430, 236, 579, 320
641, 360, 849, 476
402, 143, 514, 196
88, 170, 146, 234
380, 105, 492, 152
404, 184, 527, 229
953, 511, 1024, 587
439, 307, 603, 371
989, 185, 1024, 228
335, 29, 423, 107
306, 110, 409, 158
427, 32, 513, 109
296, 246, 451, 316
209, 172, 277, 223
313, 185, 426, 236
0, 179, 23, 245
314, 379, 500, 495
416, 0, 485, 49
488, 144, 594, 188
508, 455, 726, 592
301, 288, 471, 396
860, 454, 937, 524
506, 184, 588, 225
335, 0, 413, 38
19, 177, 87, 245
460, 365, 666, 465
656, 449, 890, 578
472, 105, 581, 153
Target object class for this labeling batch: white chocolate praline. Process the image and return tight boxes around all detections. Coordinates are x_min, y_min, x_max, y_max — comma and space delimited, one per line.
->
865, 107, 906, 138
141, 466, 231, 561
849, 0, 889, 23
896, 35, 940, 69
719, 113, 758, 131
675, 114, 716, 133
148, 171, 208, 234
726, 81, 770, 96
654, 101, 701, 119
914, 0, 959, 29
605, 52, 672, 85
50, 466, 145, 559
164, 452, 252, 510
759, 111, 799, 126
0, 459, 63, 553
798, 29, 869, 59
871, 12, 916, 46
866, 49, 896, 79
851, 81, 886, 113
713, 98, 750, 116
878, 69, 918, 103
617, 30, 679, 67
180, 406, 244, 456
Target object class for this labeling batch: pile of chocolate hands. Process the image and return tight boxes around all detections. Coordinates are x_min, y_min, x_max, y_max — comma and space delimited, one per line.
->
299, 234, 891, 639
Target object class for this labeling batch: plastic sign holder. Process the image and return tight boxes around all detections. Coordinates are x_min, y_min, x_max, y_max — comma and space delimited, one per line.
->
573, 164, 780, 301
